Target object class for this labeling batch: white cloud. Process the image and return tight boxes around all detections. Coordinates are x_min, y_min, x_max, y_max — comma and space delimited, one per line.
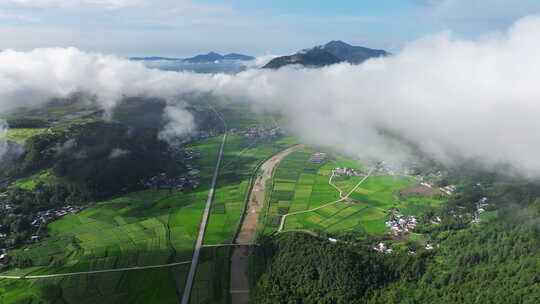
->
4, 16, 540, 176
109, 148, 130, 159
159, 104, 196, 143
5, 0, 144, 8
0, 120, 7, 160
0, 8, 38, 22
420, 0, 540, 31
242, 54, 281, 69
203, 15, 540, 176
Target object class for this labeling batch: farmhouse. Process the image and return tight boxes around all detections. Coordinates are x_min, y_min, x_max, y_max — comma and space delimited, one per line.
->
0, 252, 7, 264
439, 185, 456, 195
229, 126, 282, 139
332, 167, 362, 177
310, 152, 327, 164
373, 242, 393, 254
385, 214, 418, 235
472, 197, 489, 223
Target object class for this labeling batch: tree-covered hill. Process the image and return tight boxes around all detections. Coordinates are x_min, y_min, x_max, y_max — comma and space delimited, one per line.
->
251, 182, 540, 304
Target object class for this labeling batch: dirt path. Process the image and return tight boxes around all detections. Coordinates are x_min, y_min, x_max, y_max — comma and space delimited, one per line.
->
278, 166, 375, 232
230, 144, 303, 304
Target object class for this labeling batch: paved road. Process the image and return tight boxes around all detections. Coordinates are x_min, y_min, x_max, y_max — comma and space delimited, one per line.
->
181, 131, 228, 304
0, 261, 191, 280
278, 167, 375, 232
201, 243, 255, 248
230, 144, 303, 304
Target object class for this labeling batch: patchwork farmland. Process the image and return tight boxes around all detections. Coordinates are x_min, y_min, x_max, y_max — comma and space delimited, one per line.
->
264, 148, 446, 236
0, 136, 226, 303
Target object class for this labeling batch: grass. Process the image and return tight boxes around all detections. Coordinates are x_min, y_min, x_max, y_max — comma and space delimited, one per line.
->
5, 128, 48, 143
11, 171, 53, 190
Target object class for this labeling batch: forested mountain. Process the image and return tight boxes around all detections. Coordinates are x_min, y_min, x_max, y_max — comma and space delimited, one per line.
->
263, 40, 388, 69
183, 52, 254, 63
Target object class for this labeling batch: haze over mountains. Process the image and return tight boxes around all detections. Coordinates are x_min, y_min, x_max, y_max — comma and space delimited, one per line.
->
130, 52, 255, 63
263, 40, 389, 69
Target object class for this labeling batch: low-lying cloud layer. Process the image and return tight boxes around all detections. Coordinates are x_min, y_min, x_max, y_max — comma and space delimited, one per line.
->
2, 16, 540, 175
0, 47, 203, 145
0, 120, 8, 160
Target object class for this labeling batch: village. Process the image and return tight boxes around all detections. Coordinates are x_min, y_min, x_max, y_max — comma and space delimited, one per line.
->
174, 129, 220, 146
385, 212, 419, 236
141, 149, 201, 191
229, 125, 281, 139
332, 167, 363, 177
0, 200, 84, 266
310, 152, 327, 164
472, 196, 490, 223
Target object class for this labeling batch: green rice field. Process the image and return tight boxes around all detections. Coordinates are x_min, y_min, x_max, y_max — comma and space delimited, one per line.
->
0, 136, 226, 304
264, 148, 446, 236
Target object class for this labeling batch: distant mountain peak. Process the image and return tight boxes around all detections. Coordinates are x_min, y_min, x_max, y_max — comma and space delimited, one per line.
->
263, 40, 389, 69
324, 40, 352, 48
183, 51, 254, 63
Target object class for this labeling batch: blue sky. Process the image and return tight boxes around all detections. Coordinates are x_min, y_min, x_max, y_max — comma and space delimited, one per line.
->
1, 0, 539, 57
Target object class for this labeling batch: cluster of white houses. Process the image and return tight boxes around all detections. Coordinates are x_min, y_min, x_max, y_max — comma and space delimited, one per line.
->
375, 161, 411, 176
31, 205, 83, 230
472, 197, 490, 223
332, 168, 362, 177
385, 214, 419, 236
439, 185, 457, 195
176, 130, 221, 146
310, 152, 327, 164
229, 126, 281, 139
0, 203, 84, 264
141, 149, 202, 191
0, 192, 9, 212
0, 249, 8, 265
373, 241, 435, 255
373, 242, 393, 254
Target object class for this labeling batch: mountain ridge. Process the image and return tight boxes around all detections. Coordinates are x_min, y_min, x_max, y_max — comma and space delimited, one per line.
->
263, 40, 389, 69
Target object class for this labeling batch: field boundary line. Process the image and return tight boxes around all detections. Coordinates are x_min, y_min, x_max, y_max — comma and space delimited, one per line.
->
278, 167, 375, 232
0, 261, 191, 280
